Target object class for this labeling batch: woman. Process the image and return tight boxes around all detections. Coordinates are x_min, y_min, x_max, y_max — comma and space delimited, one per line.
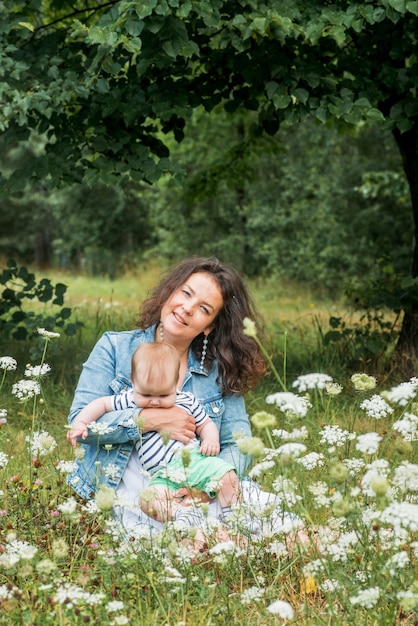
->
66, 257, 294, 536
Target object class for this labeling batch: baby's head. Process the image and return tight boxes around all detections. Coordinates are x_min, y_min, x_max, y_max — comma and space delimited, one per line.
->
131, 342, 179, 408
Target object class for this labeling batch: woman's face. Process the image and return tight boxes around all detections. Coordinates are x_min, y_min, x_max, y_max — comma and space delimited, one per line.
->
160, 272, 224, 343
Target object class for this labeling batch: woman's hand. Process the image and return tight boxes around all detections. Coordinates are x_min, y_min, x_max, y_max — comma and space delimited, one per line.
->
139, 406, 196, 444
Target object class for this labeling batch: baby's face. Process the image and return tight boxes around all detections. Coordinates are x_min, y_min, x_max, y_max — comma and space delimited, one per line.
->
132, 380, 177, 409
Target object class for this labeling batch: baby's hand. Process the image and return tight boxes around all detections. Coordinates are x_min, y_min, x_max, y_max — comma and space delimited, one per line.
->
67, 424, 88, 448
200, 439, 220, 456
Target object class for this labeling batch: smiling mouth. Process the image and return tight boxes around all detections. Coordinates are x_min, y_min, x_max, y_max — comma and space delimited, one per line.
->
173, 311, 187, 325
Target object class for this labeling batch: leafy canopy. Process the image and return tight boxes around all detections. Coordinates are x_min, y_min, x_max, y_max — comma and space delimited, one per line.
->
1, 0, 418, 190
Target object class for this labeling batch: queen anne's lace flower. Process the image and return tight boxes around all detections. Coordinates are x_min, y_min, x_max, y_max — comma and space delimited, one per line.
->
26, 431, 57, 458
393, 413, 418, 441
240, 586, 266, 605
24, 363, 51, 378
350, 586, 381, 608
384, 378, 418, 406
0, 452, 9, 469
351, 373, 377, 391
266, 392, 312, 417
0, 356, 17, 371
392, 462, 418, 494
37, 328, 60, 339
272, 426, 309, 440
11, 379, 41, 400
319, 425, 355, 447
360, 394, 393, 419
356, 432, 381, 455
267, 600, 294, 619
292, 373, 333, 392
380, 502, 418, 532
275, 442, 307, 457
297, 452, 325, 470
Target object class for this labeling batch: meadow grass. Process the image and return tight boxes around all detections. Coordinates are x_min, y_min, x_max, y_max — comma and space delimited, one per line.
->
0, 270, 416, 625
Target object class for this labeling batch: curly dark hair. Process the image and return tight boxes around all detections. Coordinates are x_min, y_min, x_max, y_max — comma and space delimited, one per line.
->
137, 257, 266, 395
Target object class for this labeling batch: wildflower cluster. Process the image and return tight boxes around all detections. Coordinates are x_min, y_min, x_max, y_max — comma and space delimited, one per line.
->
0, 324, 417, 625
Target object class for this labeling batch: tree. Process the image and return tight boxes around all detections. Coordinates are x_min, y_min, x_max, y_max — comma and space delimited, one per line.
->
1, 0, 418, 368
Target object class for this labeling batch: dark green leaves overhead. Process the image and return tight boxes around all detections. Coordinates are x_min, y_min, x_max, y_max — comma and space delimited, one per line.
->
0, 0, 418, 189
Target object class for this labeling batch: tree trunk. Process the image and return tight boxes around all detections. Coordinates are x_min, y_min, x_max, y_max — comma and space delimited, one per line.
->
392, 123, 418, 376
34, 227, 51, 269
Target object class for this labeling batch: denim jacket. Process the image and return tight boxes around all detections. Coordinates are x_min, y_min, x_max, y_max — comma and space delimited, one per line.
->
67, 326, 252, 499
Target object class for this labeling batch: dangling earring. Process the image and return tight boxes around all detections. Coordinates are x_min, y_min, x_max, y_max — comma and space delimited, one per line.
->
200, 334, 208, 372
159, 322, 164, 342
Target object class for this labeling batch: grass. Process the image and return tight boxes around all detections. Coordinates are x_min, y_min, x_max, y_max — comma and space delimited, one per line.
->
0, 267, 416, 625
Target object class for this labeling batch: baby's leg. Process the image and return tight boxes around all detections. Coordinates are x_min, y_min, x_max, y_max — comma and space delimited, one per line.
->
140, 486, 179, 523
217, 470, 241, 508
140, 486, 206, 528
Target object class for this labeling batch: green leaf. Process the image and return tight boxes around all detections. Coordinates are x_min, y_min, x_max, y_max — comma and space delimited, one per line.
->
272, 94, 291, 109
366, 108, 385, 122
388, 0, 406, 13
406, 0, 418, 15
18, 21, 35, 32
292, 88, 309, 104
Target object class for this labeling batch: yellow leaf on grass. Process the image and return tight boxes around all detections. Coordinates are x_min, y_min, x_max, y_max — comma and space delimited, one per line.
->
300, 575, 317, 595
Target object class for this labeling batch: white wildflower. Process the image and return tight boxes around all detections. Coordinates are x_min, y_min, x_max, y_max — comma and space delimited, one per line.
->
272, 426, 309, 440
297, 452, 325, 470
106, 600, 125, 612
37, 328, 60, 339
385, 551, 410, 576
7, 540, 38, 561
11, 379, 41, 401
103, 464, 121, 480
89, 422, 114, 436
361, 459, 391, 497
360, 394, 393, 419
55, 460, 77, 474
321, 579, 341, 592
208, 540, 245, 565
351, 373, 377, 391
275, 442, 307, 458
26, 431, 57, 458
392, 462, 418, 493
248, 460, 276, 479
24, 363, 51, 378
384, 379, 418, 407
350, 586, 381, 608
356, 432, 381, 455
380, 502, 418, 532
0, 451, 9, 469
319, 424, 355, 447
112, 616, 130, 625
266, 392, 312, 417
292, 373, 333, 392
393, 413, 418, 441
57, 497, 79, 516
267, 599, 294, 619
0, 356, 17, 371
0, 583, 20, 598
325, 382, 343, 396
240, 586, 265, 605
343, 458, 366, 476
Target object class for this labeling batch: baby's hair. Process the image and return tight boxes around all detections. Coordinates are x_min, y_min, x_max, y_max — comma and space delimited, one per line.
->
131, 342, 180, 388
